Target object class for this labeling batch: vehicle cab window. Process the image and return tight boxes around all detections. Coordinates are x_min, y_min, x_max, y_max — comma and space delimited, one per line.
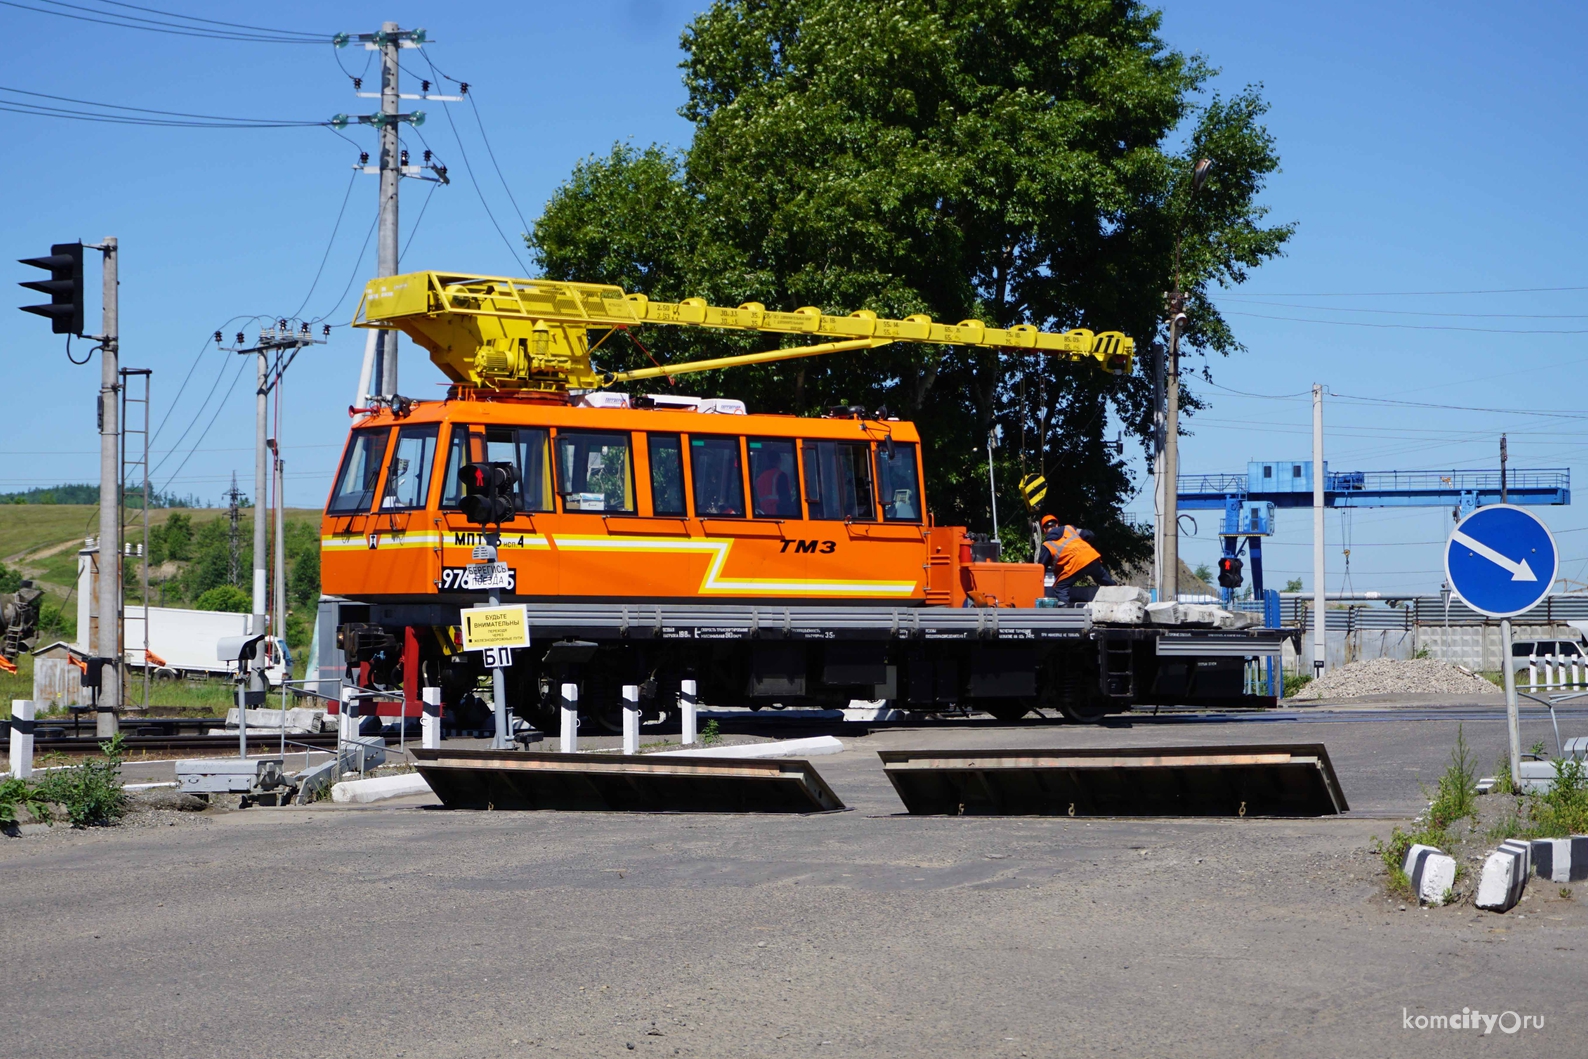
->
648, 433, 687, 516
875, 441, 921, 522
327, 428, 390, 515
802, 440, 876, 521
690, 436, 745, 517
556, 430, 634, 513
439, 426, 553, 513
749, 438, 800, 518
379, 424, 439, 510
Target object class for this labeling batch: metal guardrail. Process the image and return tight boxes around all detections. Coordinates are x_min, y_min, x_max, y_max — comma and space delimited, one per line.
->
1229, 593, 1588, 631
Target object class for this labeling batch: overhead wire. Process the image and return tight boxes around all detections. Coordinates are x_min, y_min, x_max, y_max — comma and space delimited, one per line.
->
158, 356, 252, 496
1, 0, 329, 42
0, 85, 329, 127
1224, 310, 1588, 335
289, 168, 360, 320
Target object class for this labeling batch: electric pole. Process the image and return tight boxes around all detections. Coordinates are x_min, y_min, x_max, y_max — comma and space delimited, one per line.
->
96, 238, 120, 736
1312, 383, 1327, 677
332, 23, 452, 403
226, 472, 242, 588
1500, 434, 1508, 504
223, 323, 326, 693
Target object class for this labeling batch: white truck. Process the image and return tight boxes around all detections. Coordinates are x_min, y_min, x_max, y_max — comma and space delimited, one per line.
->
124, 606, 288, 685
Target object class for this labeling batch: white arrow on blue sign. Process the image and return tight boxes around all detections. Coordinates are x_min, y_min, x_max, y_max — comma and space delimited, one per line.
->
1443, 504, 1557, 618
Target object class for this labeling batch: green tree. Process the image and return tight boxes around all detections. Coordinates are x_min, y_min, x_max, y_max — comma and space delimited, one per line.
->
161, 512, 193, 562
529, 0, 1289, 556
1193, 563, 1213, 583
194, 585, 250, 613
1284, 577, 1304, 593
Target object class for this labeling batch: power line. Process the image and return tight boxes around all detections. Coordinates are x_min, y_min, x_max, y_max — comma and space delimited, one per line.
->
289, 168, 360, 319
151, 316, 259, 447
89, 0, 327, 38
309, 205, 380, 325
419, 50, 529, 272
0, 84, 322, 124
1220, 298, 1588, 320
1224, 310, 1588, 335
401, 180, 440, 264
1221, 284, 1588, 298
2, 0, 328, 42
158, 356, 251, 496
1328, 392, 1588, 420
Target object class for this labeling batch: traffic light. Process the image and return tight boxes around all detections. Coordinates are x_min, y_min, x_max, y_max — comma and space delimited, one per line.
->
18, 242, 84, 335
459, 461, 519, 526
1217, 556, 1244, 589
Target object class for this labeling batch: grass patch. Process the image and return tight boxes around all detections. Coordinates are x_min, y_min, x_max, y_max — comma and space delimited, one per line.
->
0, 776, 52, 825
1372, 725, 1482, 898
1282, 672, 1312, 697
1526, 756, 1588, 837
700, 719, 722, 746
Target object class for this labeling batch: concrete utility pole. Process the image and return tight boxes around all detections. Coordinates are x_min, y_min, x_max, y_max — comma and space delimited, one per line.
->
334, 23, 451, 404
1312, 383, 1327, 677
96, 237, 120, 736
1500, 434, 1508, 504
1156, 158, 1212, 603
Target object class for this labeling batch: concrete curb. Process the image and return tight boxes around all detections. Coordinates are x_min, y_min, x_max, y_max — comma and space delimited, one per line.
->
1476, 844, 1527, 912
1403, 843, 1456, 906
330, 772, 435, 804
654, 736, 845, 760
1531, 836, 1588, 882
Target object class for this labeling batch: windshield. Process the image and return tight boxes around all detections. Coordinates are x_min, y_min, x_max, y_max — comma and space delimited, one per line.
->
327, 429, 389, 515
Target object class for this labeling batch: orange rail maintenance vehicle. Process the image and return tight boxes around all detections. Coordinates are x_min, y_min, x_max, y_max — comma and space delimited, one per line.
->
315, 271, 1286, 733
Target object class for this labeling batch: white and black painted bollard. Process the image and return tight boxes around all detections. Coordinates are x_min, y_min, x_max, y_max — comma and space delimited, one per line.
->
560, 683, 579, 754
421, 686, 442, 750
680, 678, 698, 746
9, 700, 35, 780
622, 684, 640, 755
339, 686, 360, 743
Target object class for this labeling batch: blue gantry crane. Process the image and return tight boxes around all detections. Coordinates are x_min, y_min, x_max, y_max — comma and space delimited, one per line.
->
1177, 462, 1571, 603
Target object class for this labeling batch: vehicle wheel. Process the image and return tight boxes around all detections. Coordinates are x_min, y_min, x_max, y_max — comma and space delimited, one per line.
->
154, 667, 179, 682
1058, 699, 1113, 724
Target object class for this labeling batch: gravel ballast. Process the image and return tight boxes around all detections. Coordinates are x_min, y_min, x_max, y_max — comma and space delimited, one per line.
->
1290, 656, 1500, 701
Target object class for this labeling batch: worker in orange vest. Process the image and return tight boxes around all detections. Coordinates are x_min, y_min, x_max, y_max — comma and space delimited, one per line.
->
1039, 514, 1116, 604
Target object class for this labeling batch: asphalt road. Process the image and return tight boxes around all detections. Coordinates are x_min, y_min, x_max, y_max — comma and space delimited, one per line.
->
3, 708, 1585, 1057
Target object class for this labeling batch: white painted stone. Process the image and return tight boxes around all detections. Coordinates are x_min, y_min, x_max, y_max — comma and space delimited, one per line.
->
1476, 849, 1523, 912
1403, 844, 1457, 905
1499, 839, 1531, 881
330, 772, 435, 804
656, 735, 844, 760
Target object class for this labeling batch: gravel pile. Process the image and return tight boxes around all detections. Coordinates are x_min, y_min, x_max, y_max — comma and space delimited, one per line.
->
1290, 656, 1500, 701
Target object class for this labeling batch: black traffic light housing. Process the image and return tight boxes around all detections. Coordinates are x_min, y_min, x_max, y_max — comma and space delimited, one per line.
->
19, 242, 85, 335
459, 461, 519, 526
1217, 556, 1244, 589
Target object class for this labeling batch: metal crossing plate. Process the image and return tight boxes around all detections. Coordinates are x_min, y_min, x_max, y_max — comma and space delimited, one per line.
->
878, 743, 1348, 817
412, 748, 845, 813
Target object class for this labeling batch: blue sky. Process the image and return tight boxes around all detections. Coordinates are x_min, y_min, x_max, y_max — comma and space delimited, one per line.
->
3, 0, 1585, 596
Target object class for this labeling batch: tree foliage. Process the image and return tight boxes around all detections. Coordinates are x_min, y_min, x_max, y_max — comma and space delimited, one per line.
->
529, 0, 1291, 559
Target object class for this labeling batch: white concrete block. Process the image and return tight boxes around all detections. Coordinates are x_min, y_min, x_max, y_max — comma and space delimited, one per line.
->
1145, 602, 1184, 625
1531, 836, 1588, 882
330, 772, 435, 804
1476, 848, 1523, 912
1092, 586, 1150, 605
1088, 601, 1145, 624
656, 735, 844, 760
1404, 844, 1457, 905
1179, 604, 1223, 625
1499, 839, 1531, 881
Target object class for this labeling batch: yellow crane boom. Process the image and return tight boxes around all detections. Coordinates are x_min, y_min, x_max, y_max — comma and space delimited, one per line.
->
354, 270, 1134, 394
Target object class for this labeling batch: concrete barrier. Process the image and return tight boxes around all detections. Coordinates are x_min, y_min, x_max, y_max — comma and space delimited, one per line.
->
1530, 836, 1588, 882
1476, 845, 1526, 912
655, 735, 845, 760
1404, 844, 1457, 905
9, 700, 34, 780
330, 772, 435, 804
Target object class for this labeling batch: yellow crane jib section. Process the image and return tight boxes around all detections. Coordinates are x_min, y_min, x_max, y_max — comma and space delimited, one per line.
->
354, 271, 1134, 393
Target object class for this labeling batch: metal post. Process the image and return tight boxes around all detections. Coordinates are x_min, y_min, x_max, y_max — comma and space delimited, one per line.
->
9, 700, 34, 780
1162, 314, 1183, 603
421, 685, 441, 749
1152, 342, 1165, 603
986, 430, 999, 541
559, 683, 578, 753
237, 666, 248, 760
622, 684, 640, 755
252, 351, 268, 703
1312, 383, 1326, 676
1502, 617, 1521, 784
95, 237, 120, 736
484, 543, 510, 750
272, 448, 287, 758
680, 678, 698, 745
375, 20, 401, 397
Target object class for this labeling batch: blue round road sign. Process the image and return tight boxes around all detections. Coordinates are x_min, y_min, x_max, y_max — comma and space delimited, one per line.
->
1444, 504, 1557, 618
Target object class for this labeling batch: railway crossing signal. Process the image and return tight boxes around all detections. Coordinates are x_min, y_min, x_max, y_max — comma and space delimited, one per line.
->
1216, 556, 1243, 589
459, 461, 518, 526
18, 242, 84, 335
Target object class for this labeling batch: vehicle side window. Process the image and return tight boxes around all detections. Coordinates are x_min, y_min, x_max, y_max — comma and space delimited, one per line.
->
439, 426, 473, 509
748, 438, 800, 518
475, 426, 552, 513
556, 430, 635, 513
327, 428, 390, 514
379, 424, 439, 510
875, 441, 921, 522
802, 440, 876, 521
690, 436, 745, 517
648, 433, 687, 517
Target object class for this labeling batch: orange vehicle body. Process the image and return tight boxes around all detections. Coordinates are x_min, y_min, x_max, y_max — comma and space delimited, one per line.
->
320, 393, 1044, 609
